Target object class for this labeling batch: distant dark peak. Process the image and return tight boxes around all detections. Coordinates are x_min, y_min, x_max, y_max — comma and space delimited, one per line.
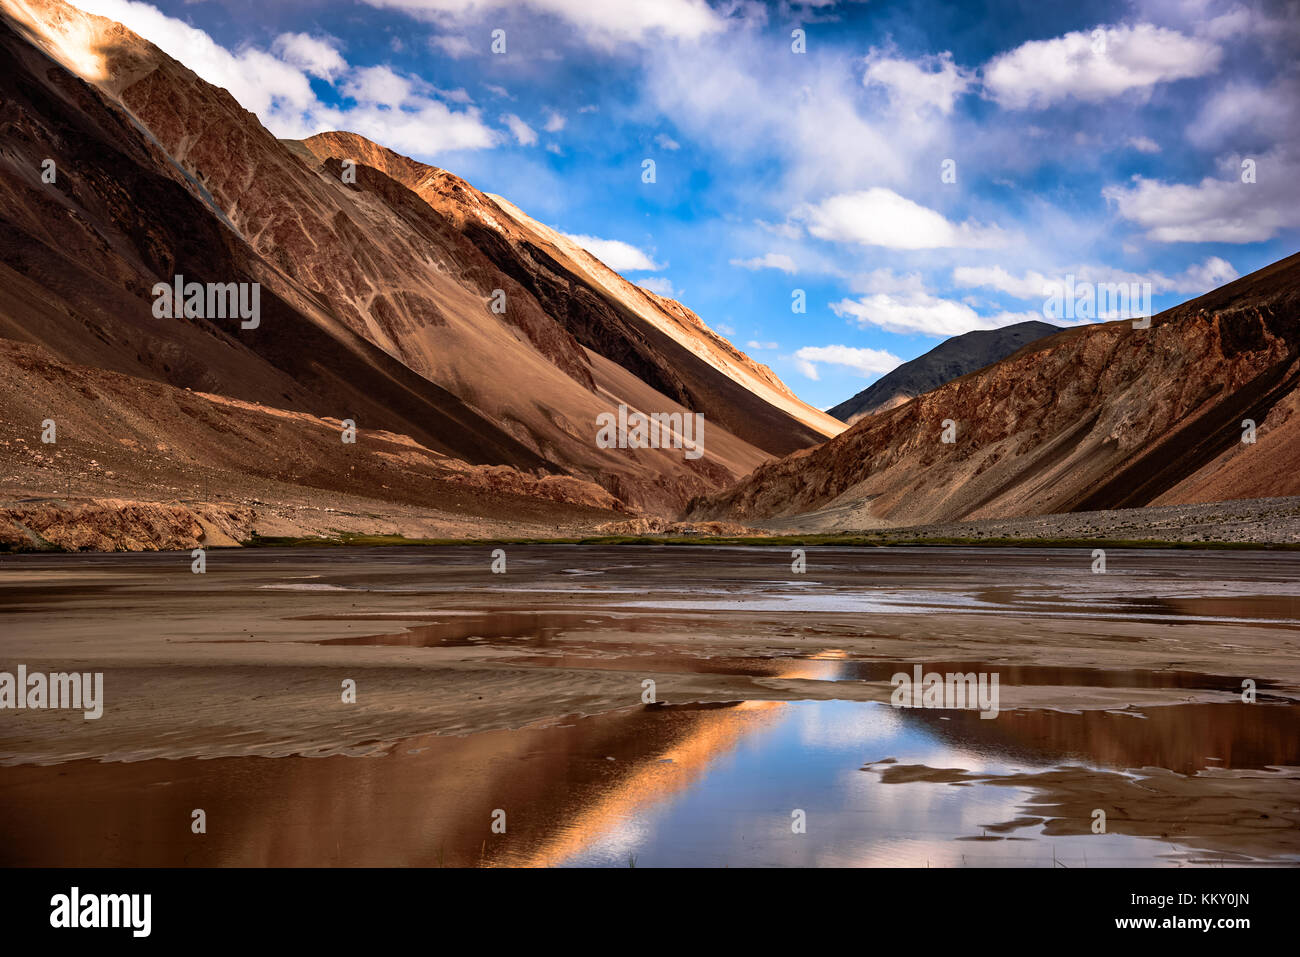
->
828, 320, 1060, 424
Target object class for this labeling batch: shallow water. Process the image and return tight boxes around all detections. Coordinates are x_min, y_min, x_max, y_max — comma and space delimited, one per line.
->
2, 545, 1298, 866
1, 698, 1295, 866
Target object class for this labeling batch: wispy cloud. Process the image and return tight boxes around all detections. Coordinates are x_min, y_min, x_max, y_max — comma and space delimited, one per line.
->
730, 253, 797, 273
359, 0, 725, 47
501, 112, 538, 145
429, 34, 476, 58
638, 277, 677, 297
953, 257, 1239, 298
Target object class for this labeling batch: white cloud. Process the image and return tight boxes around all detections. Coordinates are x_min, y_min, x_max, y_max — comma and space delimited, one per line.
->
343, 64, 416, 104
1179, 255, 1240, 290
654, 133, 681, 151
730, 252, 797, 273
953, 257, 1240, 299
746, 340, 778, 350
272, 33, 346, 81
793, 345, 902, 380
336, 67, 498, 153
831, 291, 1038, 338
501, 113, 538, 145
359, 0, 725, 47
1103, 157, 1298, 243
983, 23, 1222, 110
1128, 136, 1161, 153
863, 49, 973, 116
429, 34, 476, 58
564, 233, 663, 272
543, 109, 566, 132
794, 189, 1006, 250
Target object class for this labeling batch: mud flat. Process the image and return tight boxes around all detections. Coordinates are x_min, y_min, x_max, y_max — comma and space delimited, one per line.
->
1, 545, 1298, 865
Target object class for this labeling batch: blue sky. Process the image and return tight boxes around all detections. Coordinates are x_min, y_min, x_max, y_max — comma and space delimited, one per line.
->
71, 0, 1300, 409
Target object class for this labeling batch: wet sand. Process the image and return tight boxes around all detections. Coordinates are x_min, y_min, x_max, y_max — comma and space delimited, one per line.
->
1, 545, 1298, 865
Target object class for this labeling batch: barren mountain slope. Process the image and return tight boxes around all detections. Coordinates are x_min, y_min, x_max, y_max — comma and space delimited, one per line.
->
691, 253, 1300, 527
0, 0, 835, 514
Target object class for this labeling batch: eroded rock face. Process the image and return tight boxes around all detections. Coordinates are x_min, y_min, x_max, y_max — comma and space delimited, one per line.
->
692, 255, 1300, 527
0, 500, 256, 552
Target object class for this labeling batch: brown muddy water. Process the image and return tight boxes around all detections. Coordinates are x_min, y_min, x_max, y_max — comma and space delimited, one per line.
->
0, 545, 1298, 867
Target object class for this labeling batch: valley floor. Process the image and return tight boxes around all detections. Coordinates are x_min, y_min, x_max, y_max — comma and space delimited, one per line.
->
1, 545, 1297, 866
3, 485, 1298, 553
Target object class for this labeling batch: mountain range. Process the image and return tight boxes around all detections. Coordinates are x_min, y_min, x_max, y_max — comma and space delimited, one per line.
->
1, 0, 1296, 550
0, 0, 839, 546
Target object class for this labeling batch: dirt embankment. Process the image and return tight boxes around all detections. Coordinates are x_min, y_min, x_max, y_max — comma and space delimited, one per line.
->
0, 499, 255, 551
